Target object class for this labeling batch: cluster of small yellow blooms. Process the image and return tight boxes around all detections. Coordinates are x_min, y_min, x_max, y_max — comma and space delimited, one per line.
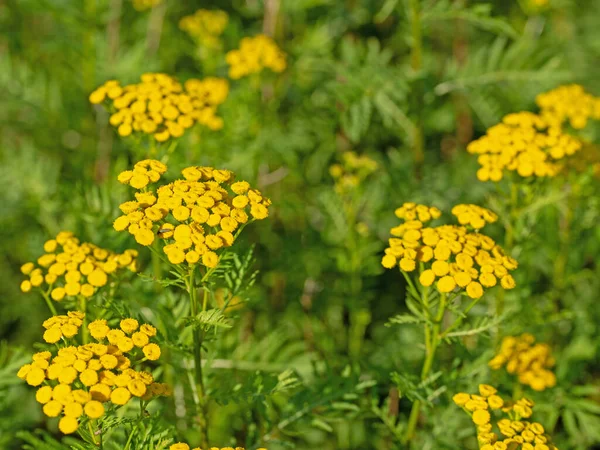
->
381, 203, 517, 299
114, 160, 271, 268
132, 0, 161, 11
536, 85, 600, 130
20, 231, 137, 301
225, 35, 286, 79
451, 204, 498, 230
17, 314, 168, 434
179, 9, 228, 48
489, 334, 556, 392
89, 73, 228, 141
170, 445, 266, 450
467, 111, 583, 181
453, 385, 559, 450
329, 151, 378, 195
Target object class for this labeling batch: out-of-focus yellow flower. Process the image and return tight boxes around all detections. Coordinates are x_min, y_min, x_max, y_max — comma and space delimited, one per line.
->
226, 35, 286, 79
329, 151, 378, 195
179, 9, 228, 49
89, 73, 229, 142
489, 334, 556, 391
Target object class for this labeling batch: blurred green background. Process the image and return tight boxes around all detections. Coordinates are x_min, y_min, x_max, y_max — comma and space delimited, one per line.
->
1, 0, 600, 449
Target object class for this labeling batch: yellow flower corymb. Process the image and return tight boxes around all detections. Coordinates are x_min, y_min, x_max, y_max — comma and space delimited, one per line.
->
226, 35, 286, 79
489, 334, 556, 391
454, 385, 558, 450
114, 160, 272, 269
381, 203, 516, 299
19, 231, 137, 302
89, 73, 228, 141
17, 313, 169, 434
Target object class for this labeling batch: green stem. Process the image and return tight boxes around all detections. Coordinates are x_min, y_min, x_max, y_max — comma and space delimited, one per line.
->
87, 420, 99, 446
403, 292, 446, 443
41, 291, 58, 316
439, 295, 479, 339
409, 0, 424, 174
497, 183, 518, 318
188, 269, 209, 448
80, 296, 88, 345
124, 420, 140, 450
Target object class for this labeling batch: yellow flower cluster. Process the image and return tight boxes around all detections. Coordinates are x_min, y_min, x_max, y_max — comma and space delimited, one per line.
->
19, 231, 137, 301
489, 334, 556, 391
89, 73, 228, 141
170, 445, 266, 450
179, 9, 228, 47
114, 160, 271, 268
536, 84, 600, 130
451, 204, 498, 230
453, 385, 559, 450
226, 35, 286, 79
329, 151, 378, 195
17, 315, 168, 434
467, 111, 583, 181
381, 203, 517, 299
132, 0, 162, 11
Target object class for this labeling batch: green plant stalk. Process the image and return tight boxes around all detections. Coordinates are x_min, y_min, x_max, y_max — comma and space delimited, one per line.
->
346, 199, 366, 359
552, 182, 572, 309
86, 420, 99, 446
497, 183, 519, 317
409, 0, 425, 172
404, 292, 447, 443
188, 268, 209, 448
41, 290, 58, 316
124, 401, 145, 450
80, 295, 89, 345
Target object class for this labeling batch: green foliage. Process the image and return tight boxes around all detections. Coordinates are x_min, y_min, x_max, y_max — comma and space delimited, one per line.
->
1, 0, 599, 449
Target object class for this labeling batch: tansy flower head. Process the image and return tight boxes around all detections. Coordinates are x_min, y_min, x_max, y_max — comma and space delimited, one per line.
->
19, 231, 137, 302
114, 161, 272, 269
394, 202, 442, 223
454, 386, 558, 450
466, 84, 600, 183
329, 151, 378, 195
536, 84, 600, 130
381, 204, 517, 299
179, 9, 228, 48
226, 34, 286, 79
451, 204, 498, 230
489, 334, 556, 391
17, 313, 168, 434
89, 73, 228, 142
